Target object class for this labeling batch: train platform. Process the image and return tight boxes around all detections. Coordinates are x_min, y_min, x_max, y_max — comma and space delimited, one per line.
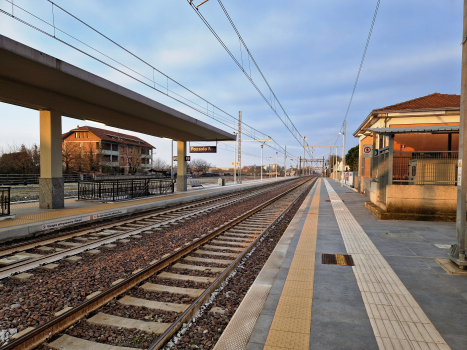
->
0, 178, 283, 242
215, 178, 467, 350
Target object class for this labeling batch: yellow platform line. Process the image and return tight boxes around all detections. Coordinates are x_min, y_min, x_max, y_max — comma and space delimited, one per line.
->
0, 189, 218, 229
264, 179, 320, 350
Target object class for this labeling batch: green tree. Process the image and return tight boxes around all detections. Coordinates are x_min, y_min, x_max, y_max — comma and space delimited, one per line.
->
345, 145, 359, 171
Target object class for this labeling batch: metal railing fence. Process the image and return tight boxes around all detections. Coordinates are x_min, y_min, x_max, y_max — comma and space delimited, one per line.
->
392, 151, 458, 185
0, 174, 87, 185
0, 173, 170, 186
78, 178, 174, 201
0, 187, 11, 216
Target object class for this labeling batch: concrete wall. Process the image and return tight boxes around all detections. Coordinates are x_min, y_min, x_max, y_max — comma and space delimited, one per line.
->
386, 184, 457, 214
362, 177, 371, 198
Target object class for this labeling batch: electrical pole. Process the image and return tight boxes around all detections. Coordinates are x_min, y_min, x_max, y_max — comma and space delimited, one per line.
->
303, 137, 307, 176
234, 133, 237, 185
299, 156, 302, 176
336, 146, 339, 181
284, 146, 287, 177
261, 143, 264, 181
238, 111, 242, 184
341, 121, 346, 186
450, 0, 467, 269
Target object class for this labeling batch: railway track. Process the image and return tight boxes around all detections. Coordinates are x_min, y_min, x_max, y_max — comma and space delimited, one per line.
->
0, 179, 297, 278
0, 177, 315, 350
0, 180, 291, 253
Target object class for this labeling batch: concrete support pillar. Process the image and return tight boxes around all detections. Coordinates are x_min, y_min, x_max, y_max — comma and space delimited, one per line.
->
388, 135, 394, 186
39, 110, 64, 209
176, 141, 187, 192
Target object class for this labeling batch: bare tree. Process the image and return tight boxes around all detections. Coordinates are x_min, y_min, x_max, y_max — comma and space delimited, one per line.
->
85, 146, 103, 172
190, 158, 212, 173
62, 142, 80, 174
153, 157, 169, 170
126, 146, 142, 174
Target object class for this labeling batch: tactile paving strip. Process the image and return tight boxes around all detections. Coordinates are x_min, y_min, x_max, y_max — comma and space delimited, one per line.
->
262, 179, 321, 350
213, 180, 320, 350
324, 179, 450, 350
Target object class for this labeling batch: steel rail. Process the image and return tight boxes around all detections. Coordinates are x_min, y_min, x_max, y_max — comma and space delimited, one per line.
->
0, 180, 293, 278
150, 177, 316, 350
1, 177, 312, 350
0, 179, 292, 255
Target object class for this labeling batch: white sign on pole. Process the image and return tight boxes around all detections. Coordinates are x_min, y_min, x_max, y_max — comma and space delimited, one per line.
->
362, 145, 373, 158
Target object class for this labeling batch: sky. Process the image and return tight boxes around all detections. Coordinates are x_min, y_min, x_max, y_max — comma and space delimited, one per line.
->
0, 0, 463, 169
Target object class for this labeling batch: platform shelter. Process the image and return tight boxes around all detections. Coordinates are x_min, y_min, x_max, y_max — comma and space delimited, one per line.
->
0, 35, 235, 209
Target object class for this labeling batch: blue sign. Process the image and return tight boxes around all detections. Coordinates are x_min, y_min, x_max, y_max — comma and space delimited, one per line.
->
374, 149, 379, 156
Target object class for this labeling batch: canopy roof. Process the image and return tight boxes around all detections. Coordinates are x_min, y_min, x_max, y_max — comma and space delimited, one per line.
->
0, 35, 235, 142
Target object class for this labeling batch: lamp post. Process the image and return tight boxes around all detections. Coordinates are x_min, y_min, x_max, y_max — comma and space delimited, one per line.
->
303, 136, 307, 176
275, 152, 278, 179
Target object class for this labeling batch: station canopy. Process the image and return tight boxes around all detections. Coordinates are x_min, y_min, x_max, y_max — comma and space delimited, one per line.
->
0, 35, 235, 142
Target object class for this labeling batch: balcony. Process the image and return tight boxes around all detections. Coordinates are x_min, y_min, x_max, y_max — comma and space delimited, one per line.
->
101, 149, 119, 156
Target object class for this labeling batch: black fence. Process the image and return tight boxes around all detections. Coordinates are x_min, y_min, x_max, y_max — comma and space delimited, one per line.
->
0, 174, 89, 185
0, 187, 11, 216
78, 178, 174, 201
0, 173, 170, 186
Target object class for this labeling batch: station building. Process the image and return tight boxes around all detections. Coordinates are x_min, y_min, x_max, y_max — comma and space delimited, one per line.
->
353, 92, 461, 216
62, 126, 155, 174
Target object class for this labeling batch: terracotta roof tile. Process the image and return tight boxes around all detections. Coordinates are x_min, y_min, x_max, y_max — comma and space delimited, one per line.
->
374, 93, 460, 112
63, 126, 155, 149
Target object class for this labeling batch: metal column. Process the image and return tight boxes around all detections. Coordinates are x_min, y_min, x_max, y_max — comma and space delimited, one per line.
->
238, 111, 242, 184
450, 0, 467, 268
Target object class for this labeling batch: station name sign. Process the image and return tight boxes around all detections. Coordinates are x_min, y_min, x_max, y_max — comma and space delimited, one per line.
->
190, 146, 217, 153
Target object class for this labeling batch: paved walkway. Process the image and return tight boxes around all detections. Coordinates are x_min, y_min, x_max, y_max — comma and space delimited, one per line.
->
215, 178, 467, 350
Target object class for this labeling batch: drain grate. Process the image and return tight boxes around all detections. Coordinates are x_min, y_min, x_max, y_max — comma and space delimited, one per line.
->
321, 253, 354, 266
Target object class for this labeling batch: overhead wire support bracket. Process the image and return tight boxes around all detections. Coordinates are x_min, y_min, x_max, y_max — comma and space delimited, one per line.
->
197, 0, 210, 8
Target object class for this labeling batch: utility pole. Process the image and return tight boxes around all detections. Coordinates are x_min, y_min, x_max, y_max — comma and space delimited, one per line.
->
341, 121, 346, 186
299, 156, 302, 176
238, 111, 242, 184
261, 143, 264, 181
450, 0, 467, 269
335, 146, 339, 181
284, 146, 287, 177
322, 156, 325, 177
303, 136, 307, 176
234, 133, 237, 185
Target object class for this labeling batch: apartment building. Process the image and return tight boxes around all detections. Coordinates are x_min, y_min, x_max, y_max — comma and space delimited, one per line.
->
62, 126, 155, 174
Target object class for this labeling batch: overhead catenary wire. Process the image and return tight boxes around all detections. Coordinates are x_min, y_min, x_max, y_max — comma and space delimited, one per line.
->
188, 0, 312, 158
1, 0, 297, 158
336, 0, 381, 143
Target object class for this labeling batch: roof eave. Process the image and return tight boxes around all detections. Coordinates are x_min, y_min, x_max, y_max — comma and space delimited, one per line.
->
372, 107, 460, 114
